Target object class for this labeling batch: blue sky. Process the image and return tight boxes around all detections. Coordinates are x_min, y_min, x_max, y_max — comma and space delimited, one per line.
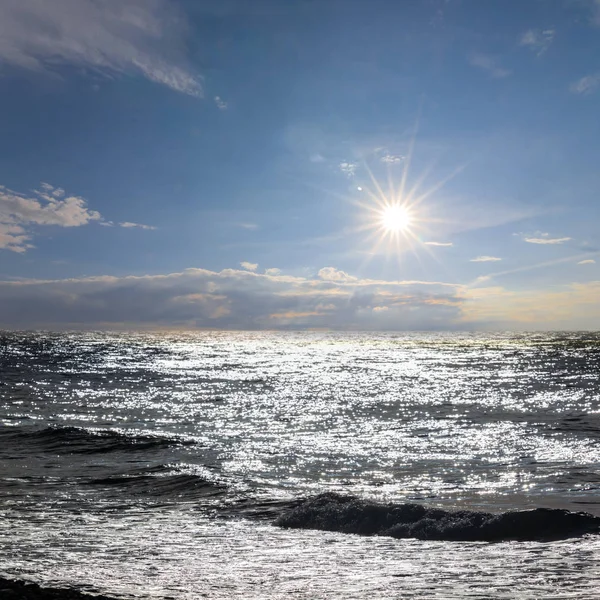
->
0, 0, 599, 330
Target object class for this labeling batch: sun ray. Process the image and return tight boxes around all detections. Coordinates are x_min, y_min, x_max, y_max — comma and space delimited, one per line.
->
409, 163, 468, 207
354, 158, 460, 271
398, 106, 421, 202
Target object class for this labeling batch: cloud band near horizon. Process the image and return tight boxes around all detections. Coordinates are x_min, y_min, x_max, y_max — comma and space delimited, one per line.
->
1, 266, 599, 331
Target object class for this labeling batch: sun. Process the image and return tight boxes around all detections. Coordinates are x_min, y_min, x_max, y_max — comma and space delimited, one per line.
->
379, 204, 413, 233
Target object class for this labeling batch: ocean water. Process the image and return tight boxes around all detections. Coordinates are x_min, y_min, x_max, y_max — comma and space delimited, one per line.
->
1, 330, 600, 598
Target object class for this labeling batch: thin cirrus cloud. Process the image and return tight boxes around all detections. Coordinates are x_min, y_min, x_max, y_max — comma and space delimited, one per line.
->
578, 259, 596, 265
570, 73, 600, 95
425, 241, 453, 247
339, 162, 358, 177
468, 53, 511, 78
214, 96, 228, 110
470, 256, 502, 262
119, 222, 157, 230
0, 0, 202, 97
380, 154, 405, 164
585, 0, 600, 26
523, 235, 571, 245
519, 29, 555, 56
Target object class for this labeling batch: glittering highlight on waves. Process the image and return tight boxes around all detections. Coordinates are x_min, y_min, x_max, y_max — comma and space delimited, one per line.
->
3, 331, 600, 599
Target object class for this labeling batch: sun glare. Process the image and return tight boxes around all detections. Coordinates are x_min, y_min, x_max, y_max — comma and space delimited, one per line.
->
380, 204, 413, 233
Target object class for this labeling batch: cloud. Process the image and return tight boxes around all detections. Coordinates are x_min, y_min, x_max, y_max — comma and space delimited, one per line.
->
470, 256, 502, 262
585, 0, 600, 27
0, 266, 465, 330
318, 267, 357, 283
469, 53, 511, 78
470, 252, 600, 284
519, 29, 555, 56
578, 259, 596, 265
214, 96, 227, 110
380, 154, 405, 164
570, 73, 600, 95
237, 222, 258, 230
0, 0, 202, 97
240, 261, 258, 271
461, 281, 600, 329
339, 162, 358, 177
265, 268, 281, 276
523, 236, 571, 245
119, 222, 156, 230
0, 182, 102, 252
4, 265, 599, 330
425, 241, 453, 247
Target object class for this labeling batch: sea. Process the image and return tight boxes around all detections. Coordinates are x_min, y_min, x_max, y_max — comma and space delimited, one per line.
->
1, 330, 600, 599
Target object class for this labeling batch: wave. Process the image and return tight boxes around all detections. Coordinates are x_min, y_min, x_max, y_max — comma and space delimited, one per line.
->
275, 493, 600, 542
0, 425, 194, 454
87, 465, 226, 500
552, 413, 600, 437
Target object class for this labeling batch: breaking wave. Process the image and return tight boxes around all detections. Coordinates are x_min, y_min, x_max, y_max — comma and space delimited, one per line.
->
275, 493, 600, 542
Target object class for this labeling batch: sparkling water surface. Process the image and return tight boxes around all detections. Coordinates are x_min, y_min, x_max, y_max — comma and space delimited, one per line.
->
1, 331, 600, 598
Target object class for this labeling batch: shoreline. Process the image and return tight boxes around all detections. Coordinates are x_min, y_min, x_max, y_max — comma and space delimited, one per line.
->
0, 578, 122, 600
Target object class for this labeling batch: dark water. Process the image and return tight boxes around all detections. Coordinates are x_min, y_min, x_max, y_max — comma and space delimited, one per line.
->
1, 331, 600, 598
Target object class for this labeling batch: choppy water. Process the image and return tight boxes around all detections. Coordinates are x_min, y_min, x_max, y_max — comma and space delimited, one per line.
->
1, 331, 600, 598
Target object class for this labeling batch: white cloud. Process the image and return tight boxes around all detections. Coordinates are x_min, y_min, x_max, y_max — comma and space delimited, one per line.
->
339, 162, 358, 177
240, 261, 258, 271
0, 224, 30, 253
265, 268, 281, 276
578, 259, 596, 265
372, 306, 389, 313
318, 267, 357, 283
119, 222, 157, 230
470, 256, 502, 262
469, 53, 511, 78
214, 96, 227, 110
570, 73, 600, 95
237, 222, 258, 230
524, 236, 571, 245
0, 0, 202, 97
0, 183, 102, 252
380, 154, 405, 164
519, 29, 555, 56
425, 241, 453, 247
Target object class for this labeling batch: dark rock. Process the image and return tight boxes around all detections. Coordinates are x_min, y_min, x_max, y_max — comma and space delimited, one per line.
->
0, 578, 122, 600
